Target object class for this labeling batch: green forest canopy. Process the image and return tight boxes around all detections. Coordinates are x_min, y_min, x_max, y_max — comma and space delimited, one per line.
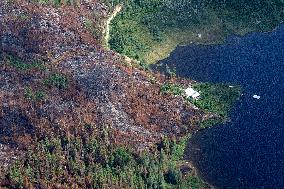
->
107, 0, 284, 62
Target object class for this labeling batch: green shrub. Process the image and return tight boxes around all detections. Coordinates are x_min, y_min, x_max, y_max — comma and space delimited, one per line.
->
7, 56, 45, 71
24, 87, 46, 101
164, 167, 181, 185
112, 148, 132, 167
33, 0, 78, 6
43, 73, 68, 89
9, 161, 24, 187
160, 83, 184, 96
191, 83, 241, 117
180, 176, 205, 189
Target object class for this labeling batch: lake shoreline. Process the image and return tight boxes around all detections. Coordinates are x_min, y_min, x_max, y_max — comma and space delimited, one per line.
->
161, 23, 284, 188
106, 3, 284, 188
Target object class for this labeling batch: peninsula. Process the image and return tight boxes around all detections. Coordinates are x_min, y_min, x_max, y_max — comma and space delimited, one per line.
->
0, 0, 283, 188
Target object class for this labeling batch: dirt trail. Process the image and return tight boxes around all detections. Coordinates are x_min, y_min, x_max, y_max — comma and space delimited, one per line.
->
105, 5, 122, 47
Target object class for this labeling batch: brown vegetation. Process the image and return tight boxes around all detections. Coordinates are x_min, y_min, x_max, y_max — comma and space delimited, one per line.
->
0, 0, 207, 186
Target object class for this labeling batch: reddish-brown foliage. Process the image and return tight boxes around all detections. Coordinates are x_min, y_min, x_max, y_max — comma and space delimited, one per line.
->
0, 0, 207, 182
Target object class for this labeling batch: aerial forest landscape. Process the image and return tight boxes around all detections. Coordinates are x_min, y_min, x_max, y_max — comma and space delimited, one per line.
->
0, 0, 283, 188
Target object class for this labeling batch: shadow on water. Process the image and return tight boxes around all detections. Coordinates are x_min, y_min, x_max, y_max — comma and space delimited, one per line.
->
157, 24, 284, 188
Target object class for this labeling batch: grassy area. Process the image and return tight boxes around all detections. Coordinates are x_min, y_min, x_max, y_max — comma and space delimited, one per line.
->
160, 83, 184, 96
8, 128, 207, 188
31, 0, 78, 6
190, 83, 241, 128
24, 87, 46, 101
7, 55, 46, 71
108, 0, 284, 64
43, 73, 69, 89
159, 82, 241, 119
191, 83, 241, 117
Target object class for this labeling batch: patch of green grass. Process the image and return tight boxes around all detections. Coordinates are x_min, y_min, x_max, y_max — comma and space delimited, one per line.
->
33, 0, 78, 6
83, 18, 102, 41
160, 83, 184, 96
109, 18, 153, 60
159, 82, 240, 126
191, 83, 241, 117
8, 161, 24, 188
43, 73, 69, 89
7, 56, 46, 71
24, 87, 46, 101
182, 176, 206, 189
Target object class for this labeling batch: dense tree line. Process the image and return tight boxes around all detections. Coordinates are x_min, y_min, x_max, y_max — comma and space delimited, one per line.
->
7, 125, 205, 188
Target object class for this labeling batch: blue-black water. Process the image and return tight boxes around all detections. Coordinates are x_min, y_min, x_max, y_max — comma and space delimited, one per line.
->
158, 24, 284, 188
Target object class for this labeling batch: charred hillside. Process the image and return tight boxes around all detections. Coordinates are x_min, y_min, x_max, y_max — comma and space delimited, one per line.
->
0, 1, 212, 188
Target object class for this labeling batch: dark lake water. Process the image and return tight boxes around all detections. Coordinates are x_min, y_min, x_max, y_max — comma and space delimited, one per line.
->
158, 24, 284, 188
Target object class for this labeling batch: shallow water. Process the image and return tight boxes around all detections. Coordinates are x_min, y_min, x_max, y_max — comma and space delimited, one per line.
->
158, 24, 284, 188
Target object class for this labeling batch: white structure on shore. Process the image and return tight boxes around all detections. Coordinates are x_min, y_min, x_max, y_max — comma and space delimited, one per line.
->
185, 87, 200, 99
